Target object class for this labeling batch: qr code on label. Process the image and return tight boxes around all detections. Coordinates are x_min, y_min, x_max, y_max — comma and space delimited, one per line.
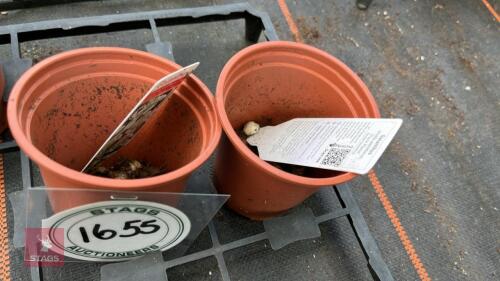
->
320, 146, 351, 167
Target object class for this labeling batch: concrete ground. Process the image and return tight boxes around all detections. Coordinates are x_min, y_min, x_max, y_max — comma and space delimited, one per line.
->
1, 0, 499, 280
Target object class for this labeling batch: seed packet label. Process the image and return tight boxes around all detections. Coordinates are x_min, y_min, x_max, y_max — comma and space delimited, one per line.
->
41, 200, 191, 262
81, 62, 200, 173
247, 118, 402, 174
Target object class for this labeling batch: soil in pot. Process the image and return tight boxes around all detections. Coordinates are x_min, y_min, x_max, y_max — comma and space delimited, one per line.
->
88, 158, 164, 179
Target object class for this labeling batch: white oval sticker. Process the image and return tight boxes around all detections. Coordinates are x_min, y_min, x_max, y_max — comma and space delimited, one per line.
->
42, 200, 191, 262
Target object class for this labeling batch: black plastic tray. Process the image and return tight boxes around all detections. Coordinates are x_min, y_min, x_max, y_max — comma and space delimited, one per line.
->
0, 3, 392, 281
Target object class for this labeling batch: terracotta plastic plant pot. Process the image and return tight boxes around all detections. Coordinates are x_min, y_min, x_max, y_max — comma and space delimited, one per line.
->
8, 47, 221, 212
0, 66, 6, 134
214, 41, 380, 220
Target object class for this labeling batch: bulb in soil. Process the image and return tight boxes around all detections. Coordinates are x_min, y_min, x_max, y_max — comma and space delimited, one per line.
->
129, 160, 142, 171
110, 170, 128, 179
243, 121, 260, 136
96, 166, 108, 174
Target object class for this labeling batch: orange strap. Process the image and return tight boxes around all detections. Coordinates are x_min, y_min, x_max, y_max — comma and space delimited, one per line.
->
481, 0, 500, 22
277, 0, 304, 43
0, 147, 12, 281
276, 1, 431, 280
369, 171, 431, 281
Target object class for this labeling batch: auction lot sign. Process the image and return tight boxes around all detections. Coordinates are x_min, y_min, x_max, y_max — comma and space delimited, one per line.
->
24, 188, 229, 264
41, 200, 191, 262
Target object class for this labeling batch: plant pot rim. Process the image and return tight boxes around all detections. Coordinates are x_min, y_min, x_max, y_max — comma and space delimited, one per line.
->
216, 41, 380, 187
8, 47, 222, 189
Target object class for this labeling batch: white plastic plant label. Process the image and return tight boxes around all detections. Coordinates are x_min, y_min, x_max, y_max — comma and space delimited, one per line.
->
41, 200, 191, 262
247, 118, 402, 175
82, 62, 200, 173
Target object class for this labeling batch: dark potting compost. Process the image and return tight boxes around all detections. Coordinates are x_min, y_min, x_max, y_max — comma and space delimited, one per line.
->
88, 159, 164, 179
